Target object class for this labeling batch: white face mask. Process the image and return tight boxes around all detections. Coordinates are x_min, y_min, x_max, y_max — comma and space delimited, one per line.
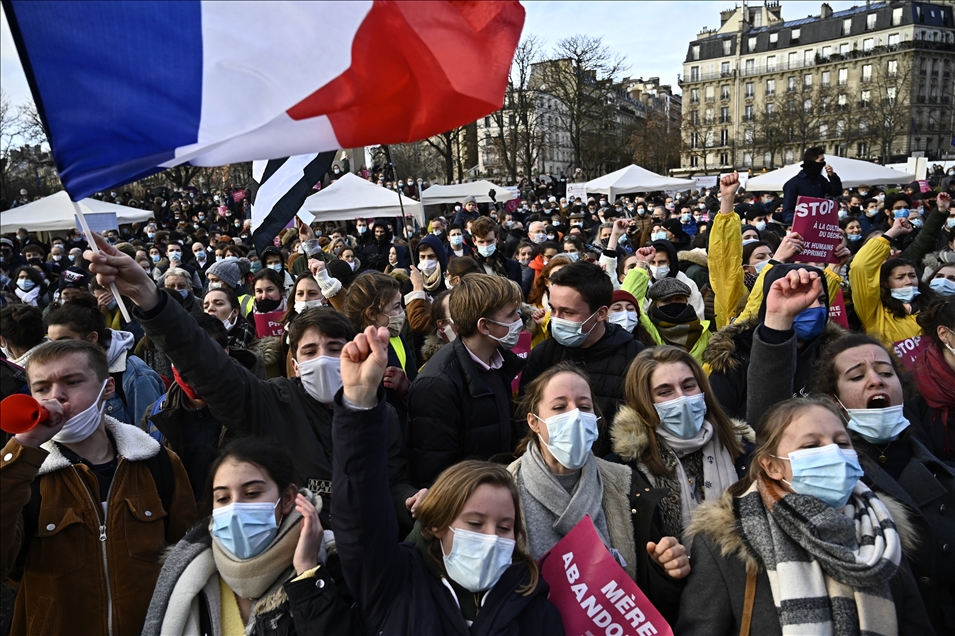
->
221, 312, 238, 332
649, 265, 669, 280
442, 527, 515, 592
534, 408, 599, 470
484, 316, 522, 349
53, 380, 108, 444
608, 310, 639, 332
296, 355, 342, 405
294, 299, 324, 314
418, 259, 439, 274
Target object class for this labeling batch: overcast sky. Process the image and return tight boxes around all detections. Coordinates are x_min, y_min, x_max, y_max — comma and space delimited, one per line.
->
2, 0, 864, 111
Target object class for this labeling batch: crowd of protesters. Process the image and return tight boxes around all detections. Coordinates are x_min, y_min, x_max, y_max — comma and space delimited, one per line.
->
0, 150, 953, 635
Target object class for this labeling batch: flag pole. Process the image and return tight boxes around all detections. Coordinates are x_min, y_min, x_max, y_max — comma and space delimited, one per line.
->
72, 201, 133, 324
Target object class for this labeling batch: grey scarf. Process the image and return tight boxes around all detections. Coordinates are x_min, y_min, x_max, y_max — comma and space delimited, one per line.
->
518, 443, 612, 560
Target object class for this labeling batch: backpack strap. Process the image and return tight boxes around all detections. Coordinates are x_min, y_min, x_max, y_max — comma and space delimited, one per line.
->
740, 566, 757, 636
143, 445, 175, 537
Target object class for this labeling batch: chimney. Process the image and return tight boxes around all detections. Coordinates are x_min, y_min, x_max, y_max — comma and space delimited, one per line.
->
821, 3, 833, 19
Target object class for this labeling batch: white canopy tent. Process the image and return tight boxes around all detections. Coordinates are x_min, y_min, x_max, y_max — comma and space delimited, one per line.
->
0, 191, 156, 233
584, 165, 695, 201
299, 172, 424, 226
420, 180, 514, 206
744, 156, 915, 191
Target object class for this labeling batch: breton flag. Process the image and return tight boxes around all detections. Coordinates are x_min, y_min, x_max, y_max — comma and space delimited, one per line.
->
249, 152, 336, 257
3, 0, 526, 200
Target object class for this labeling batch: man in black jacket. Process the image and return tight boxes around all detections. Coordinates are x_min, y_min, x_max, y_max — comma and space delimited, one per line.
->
407, 273, 525, 487
469, 216, 523, 288
781, 145, 842, 225
82, 233, 421, 535
520, 261, 644, 455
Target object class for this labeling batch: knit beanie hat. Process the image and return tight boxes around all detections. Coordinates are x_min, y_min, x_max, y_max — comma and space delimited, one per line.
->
206, 256, 251, 289
646, 277, 691, 302
611, 289, 639, 309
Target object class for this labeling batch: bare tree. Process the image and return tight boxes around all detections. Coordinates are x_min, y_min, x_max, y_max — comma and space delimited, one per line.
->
868, 57, 913, 162
536, 35, 628, 173
0, 89, 15, 201
681, 108, 710, 171
486, 35, 543, 182
160, 165, 204, 189
425, 128, 464, 183
631, 99, 682, 174
750, 100, 788, 168
15, 100, 47, 146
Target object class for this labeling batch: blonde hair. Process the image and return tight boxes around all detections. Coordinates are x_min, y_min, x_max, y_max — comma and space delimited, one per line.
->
416, 460, 538, 595
448, 273, 523, 337
624, 346, 743, 477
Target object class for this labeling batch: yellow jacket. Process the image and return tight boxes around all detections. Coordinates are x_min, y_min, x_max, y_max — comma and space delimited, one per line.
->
848, 236, 920, 344
708, 212, 747, 330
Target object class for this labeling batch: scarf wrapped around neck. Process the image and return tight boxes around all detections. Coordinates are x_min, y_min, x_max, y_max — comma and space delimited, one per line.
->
736, 477, 902, 636
912, 344, 955, 453
650, 303, 703, 351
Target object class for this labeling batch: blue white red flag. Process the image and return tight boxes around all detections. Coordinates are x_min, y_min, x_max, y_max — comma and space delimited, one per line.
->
3, 0, 525, 200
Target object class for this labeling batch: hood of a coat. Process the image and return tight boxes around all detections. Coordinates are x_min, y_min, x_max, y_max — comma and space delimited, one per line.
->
251, 335, 284, 367
650, 240, 681, 279
678, 247, 708, 269
415, 234, 449, 273
104, 329, 135, 366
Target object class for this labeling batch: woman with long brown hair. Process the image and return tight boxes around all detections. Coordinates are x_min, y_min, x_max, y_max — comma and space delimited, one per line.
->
332, 325, 564, 634
609, 346, 750, 541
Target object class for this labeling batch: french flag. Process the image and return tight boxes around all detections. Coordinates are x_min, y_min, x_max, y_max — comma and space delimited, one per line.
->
4, 0, 525, 200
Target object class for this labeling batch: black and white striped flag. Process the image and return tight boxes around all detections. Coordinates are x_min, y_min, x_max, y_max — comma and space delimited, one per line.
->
250, 151, 337, 257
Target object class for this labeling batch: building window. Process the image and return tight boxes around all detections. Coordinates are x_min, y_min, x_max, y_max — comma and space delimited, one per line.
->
719, 152, 729, 165
721, 61, 731, 75
886, 86, 897, 104
804, 49, 814, 64
720, 129, 729, 145
721, 85, 731, 100
690, 132, 699, 148
838, 93, 848, 109
744, 129, 754, 143
770, 32, 778, 44
785, 149, 795, 163
723, 40, 732, 55
788, 77, 798, 92
705, 108, 714, 124
862, 64, 872, 82
753, 11, 762, 27
744, 104, 754, 121
745, 82, 754, 98
838, 68, 848, 85
691, 110, 699, 125
690, 66, 700, 81
690, 88, 700, 103
706, 86, 715, 102
743, 152, 753, 167
766, 79, 776, 95
692, 45, 700, 60
836, 120, 846, 136
804, 74, 813, 89
767, 55, 777, 71
867, 14, 877, 30
721, 106, 730, 123
892, 7, 903, 26
863, 38, 874, 51
788, 51, 798, 68
748, 37, 757, 52
690, 155, 699, 167
860, 89, 871, 107
840, 42, 850, 55
803, 98, 812, 112
822, 45, 832, 58
791, 29, 801, 43
887, 60, 898, 76
888, 33, 900, 46
766, 102, 775, 115
822, 71, 831, 87
843, 19, 852, 36
819, 123, 829, 139
857, 141, 868, 157
745, 58, 755, 74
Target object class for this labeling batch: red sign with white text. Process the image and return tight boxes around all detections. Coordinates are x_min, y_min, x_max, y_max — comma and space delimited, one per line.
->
791, 196, 842, 264
253, 310, 286, 338
539, 516, 672, 636
893, 336, 930, 371
510, 331, 532, 393
829, 289, 849, 330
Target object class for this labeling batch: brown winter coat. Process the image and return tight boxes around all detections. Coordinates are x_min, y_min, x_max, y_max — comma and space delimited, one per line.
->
0, 417, 197, 636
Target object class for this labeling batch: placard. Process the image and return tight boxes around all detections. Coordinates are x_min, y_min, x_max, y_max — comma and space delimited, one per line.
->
893, 336, 930, 371
829, 289, 849, 330
692, 176, 718, 191
917, 180, 932, 193
253, 310, 286, 338
566, 183, 588, 201
539, 515, 672, 636
510, 331, 532, 393
74, 212, 118, 236
790, 196, 842, 264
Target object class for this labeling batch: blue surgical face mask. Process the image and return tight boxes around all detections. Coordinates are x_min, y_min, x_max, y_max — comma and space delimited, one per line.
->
838, 399, 910, 444
847, 233, 862, 242
477, 243, 496, 258
774, 444, 863, 509
550, 309, 598, 348
450, 235, 464, 247
269, 263, 283, 272
893, 208, 909, 219
565, 252, 579, 262
653, 393, 707, 439
534, 408, 600, 470
792, 305, 827, 341
151, 253, 161, 263
752, 259, 770, 276
176, 289, 189, 299
16, 279, 36, 292
68, 254, 76, 262
946, 218, 955, 230
930, 277, 955, 296
442, 527, 515, 593
250, 261, 262, 273
651, 231, 667, 242
838, 209, 849, 220
211, 498, 281, 559
754, 221, 767, 232
890, 285, 919, 303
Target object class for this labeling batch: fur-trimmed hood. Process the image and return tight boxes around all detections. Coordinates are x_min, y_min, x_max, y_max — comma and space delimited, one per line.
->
420, 333, 446, 364
38, 414, 160, 476
922, 249, 955, 281
251, 335, 284, 367
684, 488, 920, 573
610, 404, 754, 463
678, 247, 708, 269
702, 316, 845, 375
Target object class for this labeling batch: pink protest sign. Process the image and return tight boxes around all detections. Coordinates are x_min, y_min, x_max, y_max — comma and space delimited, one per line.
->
893, 335, 930, 371
918, 180, 932, 193
509, 332, 532, 393
829, 289, 849, 330
539, 515, 672, 636
791, 196, 842, 264
253, 310, 286, 338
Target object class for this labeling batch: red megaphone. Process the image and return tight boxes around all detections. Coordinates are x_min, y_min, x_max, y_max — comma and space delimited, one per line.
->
1, 394, 49, 434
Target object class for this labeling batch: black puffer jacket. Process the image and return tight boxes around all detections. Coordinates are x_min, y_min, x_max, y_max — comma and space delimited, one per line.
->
407, 338, 524, 487
520, 322, 644, 456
